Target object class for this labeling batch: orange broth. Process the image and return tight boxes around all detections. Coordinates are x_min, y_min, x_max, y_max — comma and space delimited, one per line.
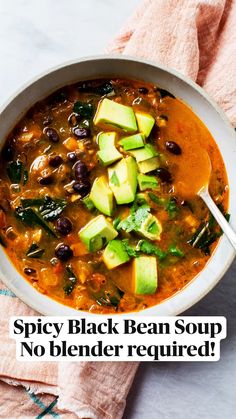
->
0, 78, 228, 313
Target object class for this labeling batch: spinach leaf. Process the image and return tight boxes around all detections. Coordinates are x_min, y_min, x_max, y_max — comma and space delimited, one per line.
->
39, 196, 67, 221
21, 198, 45, 207
7, 160, 24, 184
96, 288, 124, 308
188, 207, 230, 255
26, 243, 45, 258
15, 207, 57, 237
64, 266, 77, 295
21, 196, 67, 221
73, 101, 94, 119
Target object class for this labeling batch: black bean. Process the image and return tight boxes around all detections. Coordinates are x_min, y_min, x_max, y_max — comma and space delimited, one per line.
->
73, 127, 90, 139
74, 160, 88, 180
156, 167, 172, 183
55, 243, 73, 261
68, 113, 80, 126
56, 217, 73, 236
73, 180, 91, 197
165, 141, 182, 155
38, 175, 54, 185
44, 127, 60, 143
67, 152, 77, 162
24, 267, 36, 276
49, 155, 63, 167
138, 87, 149, 94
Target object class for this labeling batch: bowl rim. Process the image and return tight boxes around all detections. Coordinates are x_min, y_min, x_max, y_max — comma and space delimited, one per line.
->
0, 54, 235, 317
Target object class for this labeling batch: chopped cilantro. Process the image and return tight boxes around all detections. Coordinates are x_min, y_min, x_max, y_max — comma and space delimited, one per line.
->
110, 171, 120, 186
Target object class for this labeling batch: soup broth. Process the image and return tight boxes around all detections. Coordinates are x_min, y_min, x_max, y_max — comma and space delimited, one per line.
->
0, 78, 228, 313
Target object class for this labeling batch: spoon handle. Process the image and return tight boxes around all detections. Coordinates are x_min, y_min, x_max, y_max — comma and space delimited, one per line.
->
199, 188, 236, 251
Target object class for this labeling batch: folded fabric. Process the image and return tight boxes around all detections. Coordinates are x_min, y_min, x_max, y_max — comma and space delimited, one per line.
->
0, 0, 236, 418
108, 0, 236, 126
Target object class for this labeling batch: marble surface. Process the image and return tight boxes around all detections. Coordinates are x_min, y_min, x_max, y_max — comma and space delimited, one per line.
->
0, 1, 236, 418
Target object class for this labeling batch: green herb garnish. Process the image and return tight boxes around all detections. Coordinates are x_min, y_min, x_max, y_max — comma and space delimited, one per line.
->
168, 244, 184, 257
166, 198, 179, 219
110, 171, 120, 187
83, 196, 95, 211
117, 205, 150, 233
137, 239, 167, 260
122, 239, 139, 258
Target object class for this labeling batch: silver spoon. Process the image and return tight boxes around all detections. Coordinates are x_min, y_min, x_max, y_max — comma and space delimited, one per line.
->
197, 152, 236, 250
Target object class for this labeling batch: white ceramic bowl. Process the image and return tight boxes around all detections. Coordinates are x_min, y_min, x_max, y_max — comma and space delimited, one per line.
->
0, 55, 235, 316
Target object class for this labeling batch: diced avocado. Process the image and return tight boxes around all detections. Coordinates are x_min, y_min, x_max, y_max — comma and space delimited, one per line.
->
103, 239, 130, 269
97, 131, 122, 166
129, 144, 158, 162
90, 176, 114, 216
138, 174, 159, 191
98, 131, 118, 149
97, 149, 122, 166
138, 213, 162, 241
79, 215, 118, 252
108, 157, 138, 204
119, 133, 144, 150
94, 98, 137, 133
138, 157, 159, 173
133, 256, 158, 294
135, 111, 155, 138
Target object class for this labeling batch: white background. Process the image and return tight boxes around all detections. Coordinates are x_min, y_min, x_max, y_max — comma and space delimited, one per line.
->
0, 1, 236, 418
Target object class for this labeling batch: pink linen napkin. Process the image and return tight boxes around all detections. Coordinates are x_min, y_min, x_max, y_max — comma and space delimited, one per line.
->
0, 0, 236, 418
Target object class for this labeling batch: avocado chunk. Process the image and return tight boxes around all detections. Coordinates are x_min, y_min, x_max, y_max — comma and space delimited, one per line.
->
129, 144, 158, 162
79, 215, 118, 252
133, 256, 158, 294
97, 131, 122, 166
138, 174, 159, 191
138, 213, 162, 241
98, 131, 117, 149
103, 239, 130, 269
97, 149, 123, 166
108, 157, 138, 204
94, 98, 137, 133
135, 111, 155, 138
90, 176, 114, 216
138, 157, 159, 173
119, 133, 144, 151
